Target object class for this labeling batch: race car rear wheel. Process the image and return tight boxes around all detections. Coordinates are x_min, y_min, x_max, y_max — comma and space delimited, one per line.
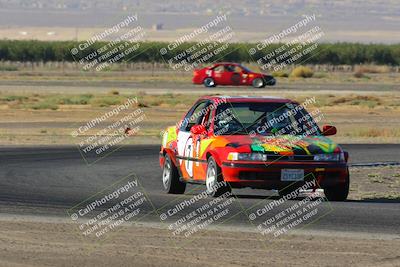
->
203, 77, 216, 87
252, 78, 265, 88
323, 174, 349, 201
206, 157, 231, 197
162, 154, 186, 194
264, 75, 276, 86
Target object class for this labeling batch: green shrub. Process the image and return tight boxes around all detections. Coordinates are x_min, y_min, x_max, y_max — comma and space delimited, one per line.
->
333, 95, 381, 107
89, 96, 124, 107
354, 71, 370, 79
53, 94, 93, 105
1, 95, 28, 102
290, 66, 314, 78
0, 65, 18, 71
28, 102, 58, 110
138, 102, 149, 107
109, 90, 119, 95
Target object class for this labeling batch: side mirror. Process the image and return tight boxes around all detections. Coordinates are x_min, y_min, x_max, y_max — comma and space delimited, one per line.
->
191, 124, 207, 135
322, 125, 337, 136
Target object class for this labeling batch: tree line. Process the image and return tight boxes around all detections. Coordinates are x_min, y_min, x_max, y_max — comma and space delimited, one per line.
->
0, 40, 399, 65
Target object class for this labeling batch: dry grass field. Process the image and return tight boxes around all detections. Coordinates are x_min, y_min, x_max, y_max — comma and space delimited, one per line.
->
0, 65, 399, 145
0, 89, 399, 145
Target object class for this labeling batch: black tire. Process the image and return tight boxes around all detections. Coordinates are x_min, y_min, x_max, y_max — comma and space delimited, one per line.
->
264, 75, 276, 86
162, 154, 186, 194
203, 77, 216, 87
252, 78, 265, 88
205, 157, 231, 197
324, 174, 349, 201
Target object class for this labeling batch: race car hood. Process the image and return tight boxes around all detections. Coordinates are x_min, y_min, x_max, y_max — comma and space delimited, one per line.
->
222, 134, 341, 155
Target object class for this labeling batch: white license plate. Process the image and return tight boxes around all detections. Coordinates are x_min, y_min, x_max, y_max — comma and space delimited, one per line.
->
281, 169, 304, 181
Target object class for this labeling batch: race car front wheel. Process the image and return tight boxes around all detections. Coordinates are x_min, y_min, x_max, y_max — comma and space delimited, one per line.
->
162, 154, 186, 194
252, 78, 265, 88
206, 157, 231, 197
323, 174, 349, 201
203, 77, 216, 87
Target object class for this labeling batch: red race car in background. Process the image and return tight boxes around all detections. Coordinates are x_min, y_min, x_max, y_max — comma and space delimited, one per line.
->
192, 62, 276, 88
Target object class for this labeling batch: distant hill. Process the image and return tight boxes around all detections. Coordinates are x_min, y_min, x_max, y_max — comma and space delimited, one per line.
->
1, 0, 399, 18
0, 0, 399, 43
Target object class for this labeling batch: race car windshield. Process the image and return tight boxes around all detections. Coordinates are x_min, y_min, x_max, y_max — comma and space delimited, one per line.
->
239, 65, 252, 73
214, 102, 321, 136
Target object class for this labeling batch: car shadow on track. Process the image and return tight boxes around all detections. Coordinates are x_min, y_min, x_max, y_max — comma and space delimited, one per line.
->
346, 198, 400, 203
232, 195, 400, 203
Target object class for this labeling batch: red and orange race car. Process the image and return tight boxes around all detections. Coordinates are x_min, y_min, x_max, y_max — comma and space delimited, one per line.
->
192, 62, 276, 88
159, 96, 350, 201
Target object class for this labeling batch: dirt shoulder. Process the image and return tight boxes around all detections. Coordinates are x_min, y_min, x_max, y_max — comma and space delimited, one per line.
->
0, 216, 399, 267
349, 166, 400, 201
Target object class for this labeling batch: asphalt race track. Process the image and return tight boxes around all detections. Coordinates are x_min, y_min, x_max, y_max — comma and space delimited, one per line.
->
1, 80, 399, 95
0, 144, 399, 236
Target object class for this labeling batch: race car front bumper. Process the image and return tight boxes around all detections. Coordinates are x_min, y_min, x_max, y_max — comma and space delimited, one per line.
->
220, 161, 348, 190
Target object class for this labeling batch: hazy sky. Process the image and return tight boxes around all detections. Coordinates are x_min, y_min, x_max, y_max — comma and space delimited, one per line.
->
0, 0, 399, 43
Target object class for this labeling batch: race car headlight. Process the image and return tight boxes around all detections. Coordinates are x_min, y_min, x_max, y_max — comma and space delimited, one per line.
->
227, 152, 267, 161
313, 153, 342, 161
